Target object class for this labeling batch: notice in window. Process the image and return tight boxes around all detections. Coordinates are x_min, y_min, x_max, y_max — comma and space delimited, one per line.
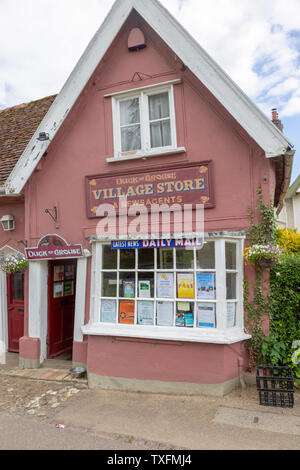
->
196, 273, 215, 299
53, 283, 63, 299
64, 281, 74, 297
138, 301, 154, 325
54, 266, 64, 282
139, 280, 151, 298
177, 273, 194, 299
197, 303, 215, 328
176, 302, 194, 327
101, 300, 116, 323
119, 300, 135, 324
157, 301, 173, 326
123, 281, 135, 298
157, 273, 173, 298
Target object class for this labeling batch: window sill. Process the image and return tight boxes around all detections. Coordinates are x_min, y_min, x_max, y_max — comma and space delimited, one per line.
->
106, 147, 186, 163
81, 323, 251, 345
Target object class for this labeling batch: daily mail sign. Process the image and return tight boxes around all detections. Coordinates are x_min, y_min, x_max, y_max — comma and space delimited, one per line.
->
25, 235, 83, 260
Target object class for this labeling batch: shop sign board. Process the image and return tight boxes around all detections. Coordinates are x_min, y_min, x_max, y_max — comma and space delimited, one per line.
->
111, 239, 203, 250
86, 161, 214, 218
25, 234, 83, 260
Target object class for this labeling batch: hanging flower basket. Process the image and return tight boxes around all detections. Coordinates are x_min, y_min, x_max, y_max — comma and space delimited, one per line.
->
257, 258, 277, 269
244, 244, 282, 269
0, 253, 29, 275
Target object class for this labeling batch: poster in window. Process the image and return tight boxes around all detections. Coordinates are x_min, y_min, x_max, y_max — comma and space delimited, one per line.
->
54, 266, 64, 282
53, 283, 64, 298
138, 301, 154, 325
157, 273, 173, 298
196, 273, 215, 299
139, 280, 151, 298
64, 281, 74, 297
157, 301, 173, 326
101, 300, 116, 323
119, 300, 135, 324
65, 265, 75, 280
123, 281, 135, 298
176, 302, 194, 327
177, 273, 194, 299
197, 302, 216, 328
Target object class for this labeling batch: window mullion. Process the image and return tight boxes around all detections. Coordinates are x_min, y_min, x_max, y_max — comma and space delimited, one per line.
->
215, 239, 226, 330
141, 92, 149, 153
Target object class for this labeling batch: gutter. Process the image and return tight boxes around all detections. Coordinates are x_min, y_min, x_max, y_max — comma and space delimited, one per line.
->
276, 149, 295, 215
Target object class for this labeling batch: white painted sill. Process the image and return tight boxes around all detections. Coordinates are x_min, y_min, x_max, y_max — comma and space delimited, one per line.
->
81, 323, 251, 345
106, 147, 186, 163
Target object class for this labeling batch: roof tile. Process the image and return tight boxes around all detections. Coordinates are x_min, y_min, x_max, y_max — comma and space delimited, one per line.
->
0, 95, 56, 186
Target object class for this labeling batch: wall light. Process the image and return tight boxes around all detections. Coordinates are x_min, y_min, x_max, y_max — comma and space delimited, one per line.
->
0, 215, 15, 231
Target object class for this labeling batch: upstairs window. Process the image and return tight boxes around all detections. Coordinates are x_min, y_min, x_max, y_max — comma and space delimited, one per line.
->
112, 84, 178, 159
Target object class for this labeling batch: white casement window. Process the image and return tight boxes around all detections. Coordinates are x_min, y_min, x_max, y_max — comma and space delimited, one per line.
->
110, 83, 184, 161
83, 238, 250, 344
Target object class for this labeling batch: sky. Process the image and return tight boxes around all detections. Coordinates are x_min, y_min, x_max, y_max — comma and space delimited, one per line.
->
0, 0, 299, 181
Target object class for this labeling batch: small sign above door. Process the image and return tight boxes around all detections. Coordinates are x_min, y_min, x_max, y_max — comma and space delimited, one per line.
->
25, 234, 83, 261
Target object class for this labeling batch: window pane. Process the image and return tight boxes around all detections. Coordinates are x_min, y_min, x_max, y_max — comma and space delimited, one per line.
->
120, 250, 135, 269
120, 98, 140, 125
177, 273, 195, 299
138, 301, 154, 325
101, 300, 117, 323
226, 273, 237, 299
196, 303, 216, 328
150, 120, 171, 148
119, 272, 135, 298
121, 125, 141, 152
138, 272, 154, 298
12, 273, 23, 301
157, 301, 174, 326
157, 248, 173, 269
176, 302, 194, 327
138, 249, 154, 269
102, 245, 117, 270
227, 302, 236, 328
102, 272, 117, 297
196, 273, 216, 300
226, 242, 236, 270
149, 93, 170, 120
157, 273, 174, 299
176, 248, 194, 269
196, 242, 215, 269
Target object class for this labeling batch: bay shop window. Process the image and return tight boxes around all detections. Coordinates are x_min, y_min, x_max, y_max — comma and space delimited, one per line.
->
87, 238, 246, 343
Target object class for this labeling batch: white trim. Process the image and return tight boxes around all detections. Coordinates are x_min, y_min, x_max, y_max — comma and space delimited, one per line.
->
5, 0, 292, 195
28, 260, 48, 362
106, 146, 186, 163
74, 257, 88, 342
104, 79, 181, 97
82, 323, 250, 345
0, 269, 8, 353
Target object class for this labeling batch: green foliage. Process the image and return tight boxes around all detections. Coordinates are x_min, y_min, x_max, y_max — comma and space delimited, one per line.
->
261, 255, 300, 384
247, 186, 277, 246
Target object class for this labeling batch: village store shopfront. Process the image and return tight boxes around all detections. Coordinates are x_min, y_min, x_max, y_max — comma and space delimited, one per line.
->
0, 0, 294, 395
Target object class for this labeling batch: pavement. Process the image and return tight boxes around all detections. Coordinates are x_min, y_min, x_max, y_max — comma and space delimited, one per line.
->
1, 353, 300, 450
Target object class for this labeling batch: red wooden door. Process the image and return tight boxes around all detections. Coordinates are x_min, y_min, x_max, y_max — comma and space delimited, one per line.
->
48, 260, 77, 358
7, 272, 25, 352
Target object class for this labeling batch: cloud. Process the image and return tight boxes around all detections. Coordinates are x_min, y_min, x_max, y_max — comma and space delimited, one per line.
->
0, 0, 300, 120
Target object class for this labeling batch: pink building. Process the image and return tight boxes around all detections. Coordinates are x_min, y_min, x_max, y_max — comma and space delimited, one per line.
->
0, 0, 295, 395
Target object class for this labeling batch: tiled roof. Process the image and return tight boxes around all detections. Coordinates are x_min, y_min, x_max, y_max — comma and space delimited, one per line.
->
0, 95, 56, 187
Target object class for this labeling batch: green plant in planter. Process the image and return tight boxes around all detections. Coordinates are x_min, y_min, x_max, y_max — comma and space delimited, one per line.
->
0, 253, 29, 274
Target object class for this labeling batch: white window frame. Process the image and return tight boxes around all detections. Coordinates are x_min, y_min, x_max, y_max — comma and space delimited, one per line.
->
109, 82, 185, 162
82, 237, 250, 345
